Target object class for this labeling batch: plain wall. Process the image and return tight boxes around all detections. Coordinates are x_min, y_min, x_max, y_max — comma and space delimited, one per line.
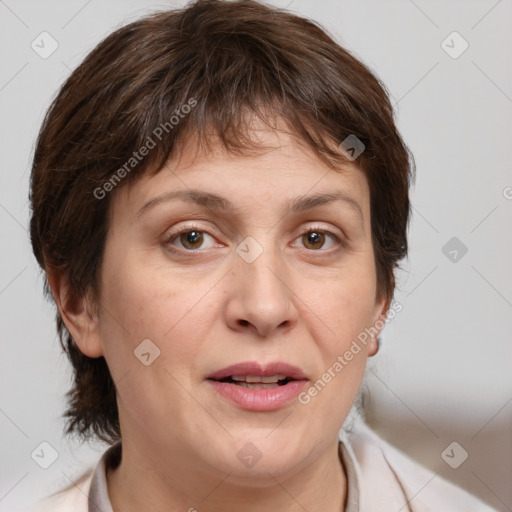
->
1, 0, 511, 510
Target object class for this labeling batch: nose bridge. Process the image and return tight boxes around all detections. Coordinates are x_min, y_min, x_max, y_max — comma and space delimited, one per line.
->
227, 234, 296, 336
244, 237, 287, 292
238, 236, 289, 303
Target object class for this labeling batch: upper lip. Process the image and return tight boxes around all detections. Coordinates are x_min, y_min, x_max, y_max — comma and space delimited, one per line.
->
207, 361, 308, 381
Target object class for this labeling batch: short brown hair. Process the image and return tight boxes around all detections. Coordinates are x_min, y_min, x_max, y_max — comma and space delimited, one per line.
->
29, 0, 414, 444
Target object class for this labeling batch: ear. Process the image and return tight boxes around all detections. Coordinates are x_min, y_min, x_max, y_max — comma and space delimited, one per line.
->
47, 268, 104, 358
367, 292, 392, 357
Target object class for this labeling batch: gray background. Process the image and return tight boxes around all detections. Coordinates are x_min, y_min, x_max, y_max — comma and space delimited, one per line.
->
1, 0, 511, 510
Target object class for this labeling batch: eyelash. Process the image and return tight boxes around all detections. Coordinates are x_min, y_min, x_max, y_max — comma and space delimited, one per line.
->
162, 223, 345, 255
298, 225, 346, 251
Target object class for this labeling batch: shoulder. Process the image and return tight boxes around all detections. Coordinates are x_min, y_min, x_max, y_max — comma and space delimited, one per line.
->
23, 441, 121, 512
24, 468, 94, 512
347, 420, 497, 511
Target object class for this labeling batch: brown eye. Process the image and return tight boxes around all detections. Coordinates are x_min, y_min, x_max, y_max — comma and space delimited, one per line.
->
292, 226, 342, 253
302, 231, 326, 250
164, 225, 218, 253
179, 230, 204, 249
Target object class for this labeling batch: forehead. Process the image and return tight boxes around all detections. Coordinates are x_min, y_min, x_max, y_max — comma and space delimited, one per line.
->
115, 123, 371, 224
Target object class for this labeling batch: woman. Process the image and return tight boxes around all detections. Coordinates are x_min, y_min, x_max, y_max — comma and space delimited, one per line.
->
28, 0, 497, 510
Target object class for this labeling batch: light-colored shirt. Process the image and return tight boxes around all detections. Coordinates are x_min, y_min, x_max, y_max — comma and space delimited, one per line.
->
28, 419, 498, 511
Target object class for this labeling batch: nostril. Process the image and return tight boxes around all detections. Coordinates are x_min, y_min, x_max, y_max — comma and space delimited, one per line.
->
239, 320, 249, 326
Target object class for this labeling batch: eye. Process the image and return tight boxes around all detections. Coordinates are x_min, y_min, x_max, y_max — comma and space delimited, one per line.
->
164, 225, 219, 252
292, 226, 342, 251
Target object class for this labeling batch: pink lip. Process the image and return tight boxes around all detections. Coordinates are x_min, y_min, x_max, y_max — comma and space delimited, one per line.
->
207, 361, 307, 381
206, 361, 308, 411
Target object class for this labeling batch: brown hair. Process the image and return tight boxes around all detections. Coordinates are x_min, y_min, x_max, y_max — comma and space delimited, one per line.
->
29, 0, 414, 444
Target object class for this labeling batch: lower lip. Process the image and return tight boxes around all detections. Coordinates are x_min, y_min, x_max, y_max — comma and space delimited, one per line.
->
207, 379, 307, 411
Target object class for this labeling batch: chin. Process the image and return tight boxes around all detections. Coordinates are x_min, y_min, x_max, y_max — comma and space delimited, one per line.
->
203, 430, 310, 481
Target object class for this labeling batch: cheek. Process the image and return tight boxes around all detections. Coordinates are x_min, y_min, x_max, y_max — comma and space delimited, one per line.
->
96, 254, 217, 431
308, 267, 378, 348
300, 270, 378, 415
98, 252, 216, 373
300, 277, 376, 415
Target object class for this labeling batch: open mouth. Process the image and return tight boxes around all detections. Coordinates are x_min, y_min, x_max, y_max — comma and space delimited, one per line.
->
212, 375, 294, 388
206, 362, 307, 410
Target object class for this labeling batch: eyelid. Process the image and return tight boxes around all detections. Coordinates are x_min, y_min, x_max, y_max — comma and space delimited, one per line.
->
163, 222, 222, 252
293, 224, 346, 250
162, 221, 347, 254
298, 223, 344, 238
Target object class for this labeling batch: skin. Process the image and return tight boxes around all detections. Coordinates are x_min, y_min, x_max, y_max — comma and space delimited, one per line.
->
50, 119, 390, 512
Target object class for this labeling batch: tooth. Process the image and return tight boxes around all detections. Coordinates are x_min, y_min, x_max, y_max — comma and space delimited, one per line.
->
232, 381, 280, 389
246, 383, 280, 389
230, 374, 289, 384
261, 376, 279, 383
245, 375, 281, 383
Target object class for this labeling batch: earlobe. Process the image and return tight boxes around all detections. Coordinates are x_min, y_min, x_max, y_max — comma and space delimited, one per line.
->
368, 295, 391, 357
46, 269, 104, 358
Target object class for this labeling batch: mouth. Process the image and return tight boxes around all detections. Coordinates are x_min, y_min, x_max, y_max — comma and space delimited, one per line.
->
212, 374, 294, 388
206, 361, 308, 411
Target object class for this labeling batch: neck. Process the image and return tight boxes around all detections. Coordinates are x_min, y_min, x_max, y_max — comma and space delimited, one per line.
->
107, 438, 347, 512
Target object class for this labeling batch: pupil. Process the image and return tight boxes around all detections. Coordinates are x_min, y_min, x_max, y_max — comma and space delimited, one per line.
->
182, 230, 202, 248
188, 231, 200, 242
306, 231, 323, 249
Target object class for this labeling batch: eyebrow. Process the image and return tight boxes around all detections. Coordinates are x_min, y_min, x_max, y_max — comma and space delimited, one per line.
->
136, 189, 363, 220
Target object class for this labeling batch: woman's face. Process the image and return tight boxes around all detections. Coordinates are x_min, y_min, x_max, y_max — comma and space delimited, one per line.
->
89, 124, 389, 481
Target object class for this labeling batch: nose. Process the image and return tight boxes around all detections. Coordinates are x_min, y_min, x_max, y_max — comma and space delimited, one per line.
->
224, 242, 298, 338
